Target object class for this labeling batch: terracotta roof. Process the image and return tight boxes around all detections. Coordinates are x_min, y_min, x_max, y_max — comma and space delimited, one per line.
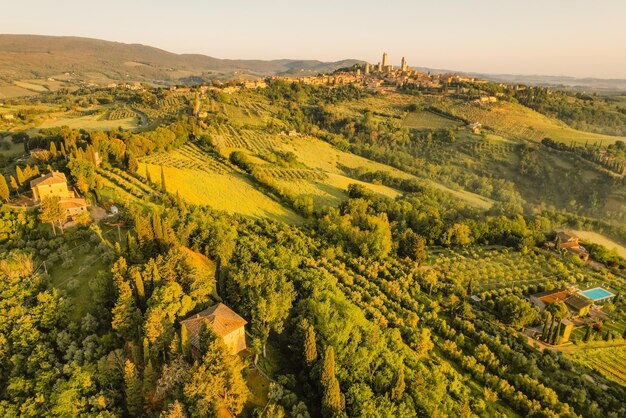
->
565, 294, 592, 311
556, 231, 578, 242
30, 171, 67, 188
180, 303, 247, 349
538, 289, 570, 304
59, 197, 88, 210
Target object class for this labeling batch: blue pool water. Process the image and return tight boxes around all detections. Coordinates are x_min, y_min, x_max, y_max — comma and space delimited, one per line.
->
580, 288, 614, 301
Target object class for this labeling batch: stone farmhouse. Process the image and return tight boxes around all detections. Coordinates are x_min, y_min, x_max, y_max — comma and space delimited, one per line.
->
180, 303, 247, 358
30, 171, 89, 219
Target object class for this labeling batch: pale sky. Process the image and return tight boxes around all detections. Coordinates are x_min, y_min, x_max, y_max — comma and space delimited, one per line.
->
2, 0, 625, 78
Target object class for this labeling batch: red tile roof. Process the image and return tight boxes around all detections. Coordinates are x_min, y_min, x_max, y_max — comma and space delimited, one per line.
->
180, 303, 247, 349
30, 171, 67, 187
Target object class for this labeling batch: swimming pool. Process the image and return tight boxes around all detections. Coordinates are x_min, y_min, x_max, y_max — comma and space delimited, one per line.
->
579, 287, 615, 301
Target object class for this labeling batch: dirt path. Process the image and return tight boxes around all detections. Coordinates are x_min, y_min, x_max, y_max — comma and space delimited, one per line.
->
526, 334, 626, 353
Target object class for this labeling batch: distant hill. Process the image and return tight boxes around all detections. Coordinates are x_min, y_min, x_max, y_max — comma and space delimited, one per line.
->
0, 34, 363, 86
412, 66, 626, 91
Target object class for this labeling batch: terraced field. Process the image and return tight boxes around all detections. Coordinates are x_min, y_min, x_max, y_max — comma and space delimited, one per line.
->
139, 142, 231, 174
403, 110, 462, 130
210, 125, 282, 154
570, 347, 626, 387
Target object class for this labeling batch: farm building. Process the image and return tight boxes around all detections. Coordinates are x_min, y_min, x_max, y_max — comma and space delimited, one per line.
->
555, 231, 589, 262
30, 171, 89, 219
180, 303, 247, 358
530, 288, 592, 318
31, 171, 73, 202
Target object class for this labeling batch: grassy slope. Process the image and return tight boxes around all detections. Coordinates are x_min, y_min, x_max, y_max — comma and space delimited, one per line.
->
403, 110, 462, 130
570, 230, 626, 258
139, 162, 302, 224
439, 99, 624, 145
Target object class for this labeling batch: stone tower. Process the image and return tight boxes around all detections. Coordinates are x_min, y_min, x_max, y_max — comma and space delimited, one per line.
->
401, 57, 407, 72
382, 52, 388, 67
365, 62, 370, 74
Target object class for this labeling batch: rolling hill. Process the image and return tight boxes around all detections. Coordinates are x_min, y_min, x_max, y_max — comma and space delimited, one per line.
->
0, 34, 362, 88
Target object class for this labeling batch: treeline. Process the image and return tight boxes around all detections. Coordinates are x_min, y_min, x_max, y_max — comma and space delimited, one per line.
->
541, 138, 625, 176
515, 87, 626, 136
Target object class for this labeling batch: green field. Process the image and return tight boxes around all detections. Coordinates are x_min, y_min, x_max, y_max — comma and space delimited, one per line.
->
269, 171, 401, 207
438, 99, 624, 145
139, 162, 301, 224
0, 136, 24, 157
403, 110, 462, 130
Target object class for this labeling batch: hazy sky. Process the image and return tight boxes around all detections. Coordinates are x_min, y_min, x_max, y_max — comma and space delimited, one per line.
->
2, 0, 625, 78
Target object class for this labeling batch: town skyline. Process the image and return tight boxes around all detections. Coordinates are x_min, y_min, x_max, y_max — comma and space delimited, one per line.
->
1, 0, 625, 79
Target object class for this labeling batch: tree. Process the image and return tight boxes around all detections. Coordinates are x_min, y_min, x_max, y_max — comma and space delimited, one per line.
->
184, 335, 248, 416
390, 365, 405, 401
124, 359, 143, 417
302, 319, 317, 366
494, 295, 538, 328
583, 325, 592, 342
546, 301, 570, 344
49, 141, 57, 156
9, 175, 19, 194
320, 346, 336, 388
15, 166, 25, 185
397, 229, 426, 264
68, 158, 96, 195
445, 223, 472, 246
226, 263, 295, 358
421, 270, 441, 296
320, 346, 343, 417
163, 401, 187, 418
38, 196, 65, 236
160, 165, 167, 192
112, 280, 142, 342
0, 176, 9, 202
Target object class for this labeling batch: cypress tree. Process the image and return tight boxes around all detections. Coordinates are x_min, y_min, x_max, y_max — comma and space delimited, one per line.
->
321, 346, 335, 388
160, 165, 166, 192
15, 166, 25, 185
181, 323, 190, 359
0, 176, 9, 202
390, 365, 406, 401
302, 320, 317, 366
49, 141, 57, 156
583, 325, 591, 342
321, 347, 344, 418
152, 211, 163, 241
146, 166, 152, 183
132, 268, 145, 307
123, 359, 143, 417
322, 378, 343, 417
10, 175, 18, 192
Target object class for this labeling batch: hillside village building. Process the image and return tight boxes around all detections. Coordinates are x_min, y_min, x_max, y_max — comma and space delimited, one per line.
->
180, 303, 247, 357
30, 171, 89, 219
